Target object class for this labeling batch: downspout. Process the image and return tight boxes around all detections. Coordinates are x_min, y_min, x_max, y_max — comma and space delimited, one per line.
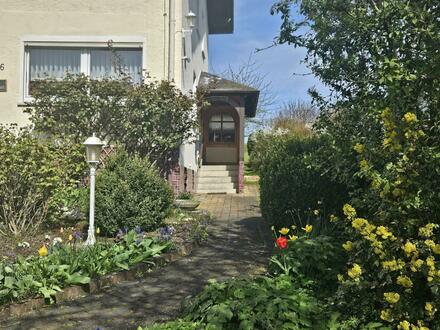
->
168, 0, 175, 81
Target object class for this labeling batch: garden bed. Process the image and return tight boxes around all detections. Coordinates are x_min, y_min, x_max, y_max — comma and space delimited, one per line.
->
0, 209, 210, 320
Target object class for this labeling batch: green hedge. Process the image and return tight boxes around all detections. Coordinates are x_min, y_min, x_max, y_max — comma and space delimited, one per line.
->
258, 134, 348, 231
94, 151, 174, 235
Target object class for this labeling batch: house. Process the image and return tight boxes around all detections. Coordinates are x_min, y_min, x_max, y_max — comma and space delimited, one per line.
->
0, 0, 259, 194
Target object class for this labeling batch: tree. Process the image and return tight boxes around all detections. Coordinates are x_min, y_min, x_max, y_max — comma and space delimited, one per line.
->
272, 0, 440, 327
26, 75, 199, 167
219, 55, 277, 134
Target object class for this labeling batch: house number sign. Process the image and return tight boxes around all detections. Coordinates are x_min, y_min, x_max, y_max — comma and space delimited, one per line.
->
0, 63, 4, 71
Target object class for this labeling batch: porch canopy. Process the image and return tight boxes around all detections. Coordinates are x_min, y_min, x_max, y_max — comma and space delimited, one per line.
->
198, 72, 259, 118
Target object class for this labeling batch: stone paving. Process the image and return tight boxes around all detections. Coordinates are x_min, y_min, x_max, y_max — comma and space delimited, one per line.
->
1, 186, 272, 330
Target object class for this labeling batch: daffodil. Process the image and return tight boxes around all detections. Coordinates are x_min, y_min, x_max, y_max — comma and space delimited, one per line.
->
397, 320, 410, 330
289, 235, 298, 241
279, 227, 289, 235
302, 224, 313, 233
38, 245, 48, 257
96, 227, 101, 235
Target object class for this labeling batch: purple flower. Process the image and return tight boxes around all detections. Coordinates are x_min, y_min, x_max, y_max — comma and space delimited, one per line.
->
159, 225, 176, 241
73, 232, 82, 240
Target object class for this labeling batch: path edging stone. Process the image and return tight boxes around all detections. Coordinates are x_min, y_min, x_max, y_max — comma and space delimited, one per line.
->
0, 241, 196, 320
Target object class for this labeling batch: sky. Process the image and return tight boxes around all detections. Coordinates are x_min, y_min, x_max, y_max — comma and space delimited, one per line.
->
208, 0, 328, 114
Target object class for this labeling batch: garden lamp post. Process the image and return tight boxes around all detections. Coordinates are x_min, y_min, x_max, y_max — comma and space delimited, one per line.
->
83, 133, 104, 246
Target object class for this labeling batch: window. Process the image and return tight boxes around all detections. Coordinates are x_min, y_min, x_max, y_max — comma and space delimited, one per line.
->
208, 113, 236, 143
25, 45, 142, 99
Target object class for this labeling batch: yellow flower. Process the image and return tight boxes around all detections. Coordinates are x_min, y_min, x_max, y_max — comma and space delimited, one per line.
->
426, 256, 435, 268
397, 320, 411, 330
384, 292, 400, 304
302, 225, 313, 233
342, 241, 353, 251
352, 218, 368, 231
403, 112, 417, 123
402, 241, 417, 256
376, 226, 394, 240
419, 224, 437, 238
60, 227, 64, 233
343, 204, 357, 218
353, 143, 364, 153
425, 302, 436, 317
289, 235, 298, 241
359, 159, 369, 170
380, 309, 393, 322
329, 214, 338, 222
279, 227, 290, 235
96, 227, 100, 235
68, 234, 73, 241
432, 244, 440, 255
38, 245, 48, 257
410, 259, 424, 272
396, 275, 413, 288
290, 225, 297, 230
382, 259, 405, 271
347, 263, 362, 279
425, 240, 435, 248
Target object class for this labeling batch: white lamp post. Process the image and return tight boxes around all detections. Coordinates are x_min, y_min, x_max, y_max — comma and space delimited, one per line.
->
83, 133, 104, 246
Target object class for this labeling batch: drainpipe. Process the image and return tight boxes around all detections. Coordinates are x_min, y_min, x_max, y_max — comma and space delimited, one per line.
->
168, 0, 175, 81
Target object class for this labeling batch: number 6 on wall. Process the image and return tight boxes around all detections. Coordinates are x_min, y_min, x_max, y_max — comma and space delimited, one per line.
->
0, 64, 4, 71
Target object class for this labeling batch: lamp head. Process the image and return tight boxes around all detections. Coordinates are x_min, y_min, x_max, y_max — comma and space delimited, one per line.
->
83, 133, 104, 164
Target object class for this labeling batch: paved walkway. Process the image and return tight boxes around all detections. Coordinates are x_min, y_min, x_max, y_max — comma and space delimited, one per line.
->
1, 187, 272, 330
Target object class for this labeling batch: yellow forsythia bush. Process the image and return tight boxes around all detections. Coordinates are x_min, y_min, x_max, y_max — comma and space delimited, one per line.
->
335, 109, 440, 329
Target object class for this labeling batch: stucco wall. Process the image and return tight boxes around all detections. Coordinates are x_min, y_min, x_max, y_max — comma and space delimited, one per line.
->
0, 0, 170, 126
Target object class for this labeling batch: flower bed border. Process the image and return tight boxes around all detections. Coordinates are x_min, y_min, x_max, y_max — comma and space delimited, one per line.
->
0, 241, 196, 320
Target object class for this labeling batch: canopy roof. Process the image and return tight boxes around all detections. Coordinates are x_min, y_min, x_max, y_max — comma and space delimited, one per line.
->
199, 72, 259, 118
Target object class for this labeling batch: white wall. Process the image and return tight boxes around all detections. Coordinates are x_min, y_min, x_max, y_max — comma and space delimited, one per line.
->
0, 0, 168, 126
179, 0, 209, 171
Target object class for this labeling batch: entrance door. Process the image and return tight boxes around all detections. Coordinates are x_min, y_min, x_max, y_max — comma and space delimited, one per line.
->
203, 109, 239, 164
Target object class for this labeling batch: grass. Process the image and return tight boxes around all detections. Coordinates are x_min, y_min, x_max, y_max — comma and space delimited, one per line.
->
244, 144, 258, 177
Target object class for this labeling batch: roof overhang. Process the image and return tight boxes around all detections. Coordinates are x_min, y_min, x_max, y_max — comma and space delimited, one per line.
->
199, 72, 259, 118
207, 0, 234, 35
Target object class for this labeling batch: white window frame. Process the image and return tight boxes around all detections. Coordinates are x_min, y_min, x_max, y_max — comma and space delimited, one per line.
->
20, 36, 146, 103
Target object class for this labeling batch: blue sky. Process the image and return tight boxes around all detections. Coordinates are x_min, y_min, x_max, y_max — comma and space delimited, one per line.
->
208, 0, 327, 113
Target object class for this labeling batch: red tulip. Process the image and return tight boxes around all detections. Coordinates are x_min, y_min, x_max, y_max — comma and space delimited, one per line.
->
276, 236, 288, 249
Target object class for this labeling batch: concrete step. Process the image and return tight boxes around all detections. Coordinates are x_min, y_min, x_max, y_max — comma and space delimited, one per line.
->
197, 189, 237, 194
197, 182, 237, 191
200, 165, 239, 171
198, 170, 238, 177
198, 176, 238, 184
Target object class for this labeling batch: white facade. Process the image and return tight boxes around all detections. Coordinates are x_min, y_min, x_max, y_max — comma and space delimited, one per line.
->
0, 0, 210, 126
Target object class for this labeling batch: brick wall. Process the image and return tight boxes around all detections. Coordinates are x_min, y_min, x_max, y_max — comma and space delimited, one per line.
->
239, 161, 244, 193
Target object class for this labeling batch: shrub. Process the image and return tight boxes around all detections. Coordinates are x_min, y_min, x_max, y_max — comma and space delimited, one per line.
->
182, 275, 328, 330
270, 235, 347, 297
94, 151, 173, 235
26, 75, 198, 164
0, 127, 86, 236
259, 134, 348, 231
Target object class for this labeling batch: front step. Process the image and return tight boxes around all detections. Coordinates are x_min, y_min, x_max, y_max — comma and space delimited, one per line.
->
197, 165, 239, 194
